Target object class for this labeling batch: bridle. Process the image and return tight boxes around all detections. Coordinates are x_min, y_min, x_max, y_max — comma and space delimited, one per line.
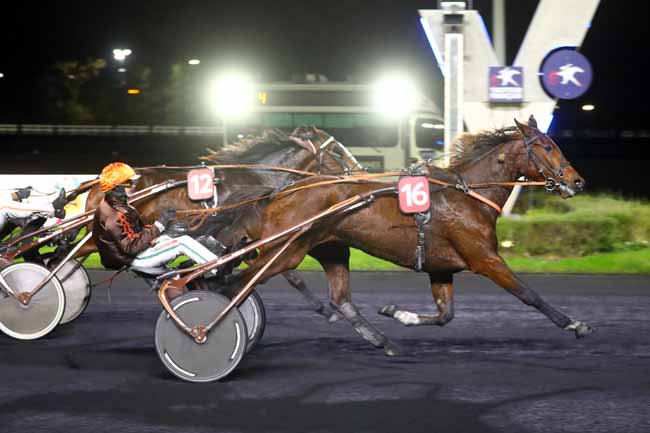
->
522, 132, 571, 192
318, 136, 365, 173
291, 134, 365, 174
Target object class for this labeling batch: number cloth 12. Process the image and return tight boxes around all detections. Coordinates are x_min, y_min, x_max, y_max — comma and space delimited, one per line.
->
187, 168, 215, 200
398, 176, 430, 214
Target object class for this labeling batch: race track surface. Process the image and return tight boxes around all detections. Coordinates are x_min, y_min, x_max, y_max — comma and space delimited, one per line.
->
1, 271, 649, 433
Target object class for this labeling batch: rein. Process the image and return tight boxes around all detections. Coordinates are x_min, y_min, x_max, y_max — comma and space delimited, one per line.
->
137, 164, 321, 178
143, 132, 561, 221
175, 169, 547, 223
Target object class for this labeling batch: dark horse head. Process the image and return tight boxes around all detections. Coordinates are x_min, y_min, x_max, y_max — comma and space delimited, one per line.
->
290, 126, 364, 174
202, 126, 363, 175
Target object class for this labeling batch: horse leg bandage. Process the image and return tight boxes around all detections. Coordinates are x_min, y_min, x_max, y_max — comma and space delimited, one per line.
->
337, 302, 387, 348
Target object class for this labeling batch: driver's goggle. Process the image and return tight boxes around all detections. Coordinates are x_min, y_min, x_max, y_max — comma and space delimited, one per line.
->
118, 178, 137, 188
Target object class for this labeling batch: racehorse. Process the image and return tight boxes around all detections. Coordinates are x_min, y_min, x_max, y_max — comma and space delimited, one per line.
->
226, 115, 593, 355
77, 127, 363, 317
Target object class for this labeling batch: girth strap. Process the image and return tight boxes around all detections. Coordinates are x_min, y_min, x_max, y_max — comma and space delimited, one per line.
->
414, 210, 431, 272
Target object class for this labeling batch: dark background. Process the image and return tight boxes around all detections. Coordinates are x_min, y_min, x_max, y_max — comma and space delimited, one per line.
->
0, 0, 648, 195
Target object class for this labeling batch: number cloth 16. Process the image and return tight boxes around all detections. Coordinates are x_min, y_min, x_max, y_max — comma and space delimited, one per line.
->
398, 176, 430, 214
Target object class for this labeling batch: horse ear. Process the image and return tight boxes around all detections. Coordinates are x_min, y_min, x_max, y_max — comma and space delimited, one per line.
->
513, 118, 531, 136
528, 114, 538, 129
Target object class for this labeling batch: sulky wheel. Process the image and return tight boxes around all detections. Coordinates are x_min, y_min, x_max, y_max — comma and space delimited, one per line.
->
238, 290, 266, 353
196, 278, 266, 354
154, 291, 248, 383
51, 260, 91, 324
0, 262, 65, 340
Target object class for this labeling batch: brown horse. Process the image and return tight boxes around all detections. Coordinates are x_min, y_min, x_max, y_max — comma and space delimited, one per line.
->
228, 115, 592, 355
77, 127, 362, 316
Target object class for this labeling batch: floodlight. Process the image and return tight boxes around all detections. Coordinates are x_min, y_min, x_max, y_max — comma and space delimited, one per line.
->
0, 73, 4, 78
212, 74, 255, 118
581, 104, 595, 111
113, 48, 132, 62
188, 59, 201, 65
371, 74, 417, 118
422, 123, 445, 129
117, 68, 127, 73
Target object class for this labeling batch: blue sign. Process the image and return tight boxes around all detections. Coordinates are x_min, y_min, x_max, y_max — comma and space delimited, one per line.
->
488, 66, 524, 103
541, 48, 592, 100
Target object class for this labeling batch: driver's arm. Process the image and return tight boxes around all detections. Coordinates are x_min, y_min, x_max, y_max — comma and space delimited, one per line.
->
106, 211, 161, 256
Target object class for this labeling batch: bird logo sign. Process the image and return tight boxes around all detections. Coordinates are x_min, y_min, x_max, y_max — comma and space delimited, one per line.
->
488, 66, 524, 102
541, 48, 593, 100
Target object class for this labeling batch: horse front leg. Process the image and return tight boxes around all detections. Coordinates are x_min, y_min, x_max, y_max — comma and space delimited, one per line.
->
469, 253, 593, 338
311, 244, 400, 356
379, 272, 455, 326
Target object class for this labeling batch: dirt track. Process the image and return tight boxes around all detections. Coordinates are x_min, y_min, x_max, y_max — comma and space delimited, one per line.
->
1, 271, 649, 433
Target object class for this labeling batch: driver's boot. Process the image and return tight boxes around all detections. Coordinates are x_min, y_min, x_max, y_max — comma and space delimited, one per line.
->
51, 189, 67, 219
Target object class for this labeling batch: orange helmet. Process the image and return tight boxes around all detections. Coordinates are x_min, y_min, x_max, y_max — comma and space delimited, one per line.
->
99, 162, 141, 192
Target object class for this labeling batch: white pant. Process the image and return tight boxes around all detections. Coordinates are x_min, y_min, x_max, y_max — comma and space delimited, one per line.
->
0, 201, 55, 231
131, 235, 218, 270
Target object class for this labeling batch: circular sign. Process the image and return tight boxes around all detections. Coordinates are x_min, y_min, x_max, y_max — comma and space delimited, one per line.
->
540, 48, 592, 99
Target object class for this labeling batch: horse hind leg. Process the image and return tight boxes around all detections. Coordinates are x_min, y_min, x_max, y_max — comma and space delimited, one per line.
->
334, 301, 400, 356
282, 270, 337, 321
311, 244, 400, 356
379, 272, 455, 327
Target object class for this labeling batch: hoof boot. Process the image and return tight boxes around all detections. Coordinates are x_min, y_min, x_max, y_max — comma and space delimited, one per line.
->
383, 342, 402, 357
378, 304, 399, 317
327, 312, 341, 324
575, 322, 594, 339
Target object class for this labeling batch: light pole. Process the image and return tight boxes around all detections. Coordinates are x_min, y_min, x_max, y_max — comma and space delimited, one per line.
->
440, 1, 466, 167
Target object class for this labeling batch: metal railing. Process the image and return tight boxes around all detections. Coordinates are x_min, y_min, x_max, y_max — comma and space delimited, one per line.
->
0, 124, 225, 136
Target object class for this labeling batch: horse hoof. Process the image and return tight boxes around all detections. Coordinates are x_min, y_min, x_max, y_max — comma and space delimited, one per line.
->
384, 342, 402, 357
327, 312, 341, 324
575, 322, 594, 339
378, 304, 398, 318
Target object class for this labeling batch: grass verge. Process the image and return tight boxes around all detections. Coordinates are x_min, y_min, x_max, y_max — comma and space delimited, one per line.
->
81, 247, 650, 274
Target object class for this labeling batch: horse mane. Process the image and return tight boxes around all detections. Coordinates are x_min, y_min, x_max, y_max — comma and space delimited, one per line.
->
201, 128, 306, 164
448, 127, 521, 169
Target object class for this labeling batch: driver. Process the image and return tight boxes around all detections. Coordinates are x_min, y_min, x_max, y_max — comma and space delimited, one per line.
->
93, 162, 219, 297
0, 187, 67, 240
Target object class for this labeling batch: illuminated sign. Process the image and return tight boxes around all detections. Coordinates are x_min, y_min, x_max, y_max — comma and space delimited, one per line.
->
540, 48, 592, 100
488, 66, 524, 103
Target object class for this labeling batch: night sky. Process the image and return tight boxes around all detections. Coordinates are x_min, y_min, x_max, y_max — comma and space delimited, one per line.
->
0, 0, 648, 130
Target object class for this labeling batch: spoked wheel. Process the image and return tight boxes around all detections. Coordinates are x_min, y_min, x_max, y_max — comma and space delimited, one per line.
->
155, 291, 248, 383
0, 262, 65, 340
49, 260, 91, 324
238, 290, 266, 353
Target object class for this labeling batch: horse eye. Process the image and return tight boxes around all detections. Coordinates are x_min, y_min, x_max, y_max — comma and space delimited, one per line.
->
544, 145, 552, 152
